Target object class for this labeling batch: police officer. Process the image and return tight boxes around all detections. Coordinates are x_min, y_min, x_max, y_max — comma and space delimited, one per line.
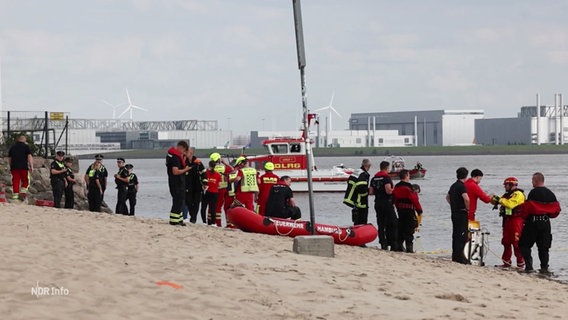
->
50, 151, 67, 208
87, 161, 104, 212
114, 157, 129, 214
63, 157, 77, 209
343, 159, 371, 225
85, 154, 108, 201
125, 164, 138, 216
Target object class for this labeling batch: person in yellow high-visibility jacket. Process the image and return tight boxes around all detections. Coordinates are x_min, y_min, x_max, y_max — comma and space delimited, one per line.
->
230, 156, 258, 211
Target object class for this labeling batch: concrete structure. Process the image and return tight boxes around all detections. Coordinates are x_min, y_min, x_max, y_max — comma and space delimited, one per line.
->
349, 110, 485, 146
293, 235, 335, 258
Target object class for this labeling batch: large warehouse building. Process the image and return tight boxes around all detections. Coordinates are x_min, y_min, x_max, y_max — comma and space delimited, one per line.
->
349, 110, 485, 146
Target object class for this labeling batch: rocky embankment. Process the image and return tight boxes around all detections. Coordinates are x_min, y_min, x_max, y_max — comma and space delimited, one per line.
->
0, 157, 111, 212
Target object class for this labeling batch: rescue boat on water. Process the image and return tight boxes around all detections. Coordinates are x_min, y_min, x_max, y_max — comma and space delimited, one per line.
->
246, 137, 352, 192
384, 155, 427, 179
227, 206, 378, 246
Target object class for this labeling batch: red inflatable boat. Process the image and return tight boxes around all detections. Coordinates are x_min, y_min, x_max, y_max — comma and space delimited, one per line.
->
227, 206, 378, 246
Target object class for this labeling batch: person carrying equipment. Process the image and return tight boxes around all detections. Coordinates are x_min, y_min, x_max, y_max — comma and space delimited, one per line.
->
230, 156, 259, 211
393, 169, 423, 253
491, 176, 525, 269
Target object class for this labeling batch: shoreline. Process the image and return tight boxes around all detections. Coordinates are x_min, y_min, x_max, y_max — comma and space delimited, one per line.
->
2, 203, 568, 319
76, 144, 568, 160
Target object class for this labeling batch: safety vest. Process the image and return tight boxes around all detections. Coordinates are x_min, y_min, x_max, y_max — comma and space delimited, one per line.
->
239, 167, 259, 193
343, 169, 369, 209
500, 189, 525, 216
227, 172, 238, 196
214, 164, 229, 189
88, 168, 97, 178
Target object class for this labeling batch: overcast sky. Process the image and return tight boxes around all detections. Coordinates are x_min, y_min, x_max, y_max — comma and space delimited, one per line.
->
1, 0, 567, 134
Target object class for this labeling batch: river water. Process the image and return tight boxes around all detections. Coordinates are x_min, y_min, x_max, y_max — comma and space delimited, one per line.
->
81, 154, 568, 281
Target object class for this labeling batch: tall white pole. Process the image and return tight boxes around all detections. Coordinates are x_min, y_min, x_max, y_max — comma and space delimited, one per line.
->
373, 116, 376, 147
561, 94, 564, 145
536, 94, 541, 145
554, 93, 560, 145
414, 115, 418, 146
367, 116, 371, 147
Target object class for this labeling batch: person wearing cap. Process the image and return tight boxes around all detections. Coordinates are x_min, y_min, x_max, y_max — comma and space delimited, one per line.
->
125, 164, 138, 216
84, 154, 108, 202
7, 135, 33, 201
184, 147, 207, 223
492, 177, 526, 269
50, 151, 67, 208
167, 141, 191, 226
63, 157, 77, 209
230, 156, 259, 211
210, 152, 234, 226
265, 176, 301, 220
114, 157, 129, 215
257, 161, 279, 216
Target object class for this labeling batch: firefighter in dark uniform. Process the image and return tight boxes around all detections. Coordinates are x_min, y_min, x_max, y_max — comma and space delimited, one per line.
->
50, 151, 67, 208
167, 141, 190, 226
63, 157, 77, 209
343, 159, 371, 225
370, 160, 399, 251
114, 157, 129, 214
125, 164, 138, 216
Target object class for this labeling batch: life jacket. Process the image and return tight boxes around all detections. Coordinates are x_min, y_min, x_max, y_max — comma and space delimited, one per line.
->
214, 164, 229, 189
167, 147, 186, 167
343, 168, 369, 209
227, 172, 238, 197
239, 167, 259, 192
392, 181, 423, 213
499, 189, 525, 216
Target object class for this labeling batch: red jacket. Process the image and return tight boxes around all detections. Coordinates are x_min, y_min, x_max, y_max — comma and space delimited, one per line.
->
205, 169, 222, 193
516, 200, 561, 219
392, 181, 423, 214
465, 178, 492, 221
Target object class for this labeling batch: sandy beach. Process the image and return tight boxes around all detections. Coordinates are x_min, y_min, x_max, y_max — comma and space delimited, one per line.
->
1, 203, 567, 320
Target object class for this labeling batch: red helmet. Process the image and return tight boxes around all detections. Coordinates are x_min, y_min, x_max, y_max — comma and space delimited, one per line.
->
503, 177, 518, 186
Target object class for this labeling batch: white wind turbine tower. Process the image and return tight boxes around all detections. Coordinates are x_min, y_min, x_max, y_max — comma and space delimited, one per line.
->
119, 88, 147, 120
102, 100, 123, 119
314, 92, 342, 147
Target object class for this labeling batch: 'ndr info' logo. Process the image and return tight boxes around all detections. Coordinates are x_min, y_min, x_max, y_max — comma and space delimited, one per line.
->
31, 281, 70, 297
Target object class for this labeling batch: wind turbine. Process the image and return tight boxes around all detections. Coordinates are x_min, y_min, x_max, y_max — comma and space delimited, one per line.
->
314, 92, 342, 147
102, 100, 123, 119
314, 92, 342, 132
118, 88, 147, 120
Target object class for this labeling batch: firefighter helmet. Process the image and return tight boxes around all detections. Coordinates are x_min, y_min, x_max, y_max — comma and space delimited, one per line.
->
503, 177, 518, 186
210, 152, 221, 162
264, 162, 275, 171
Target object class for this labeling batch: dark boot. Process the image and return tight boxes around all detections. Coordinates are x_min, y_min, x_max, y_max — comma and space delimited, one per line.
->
406, 242, 414, 253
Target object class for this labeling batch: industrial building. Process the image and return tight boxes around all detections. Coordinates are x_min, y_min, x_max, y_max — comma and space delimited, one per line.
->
475, 103, 567, 145
349, 110, 485, 146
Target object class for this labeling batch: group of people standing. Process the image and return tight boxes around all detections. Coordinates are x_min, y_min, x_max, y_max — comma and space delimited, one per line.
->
447, 167, 561, 274
343, 159, 423, 252
166, 140, 301, 227
84, 154, 139, 214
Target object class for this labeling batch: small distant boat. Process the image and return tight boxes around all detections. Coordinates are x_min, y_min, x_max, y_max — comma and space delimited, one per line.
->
227, 206, 378, 246
247, 137, 353, 192
385, 156, 426, 179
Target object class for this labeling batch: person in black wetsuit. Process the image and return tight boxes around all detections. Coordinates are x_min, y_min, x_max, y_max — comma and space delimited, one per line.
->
370, 161, 399, 251
446, 167, 470, 264
265, 176, 301, 220
519, 172, 561, 274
